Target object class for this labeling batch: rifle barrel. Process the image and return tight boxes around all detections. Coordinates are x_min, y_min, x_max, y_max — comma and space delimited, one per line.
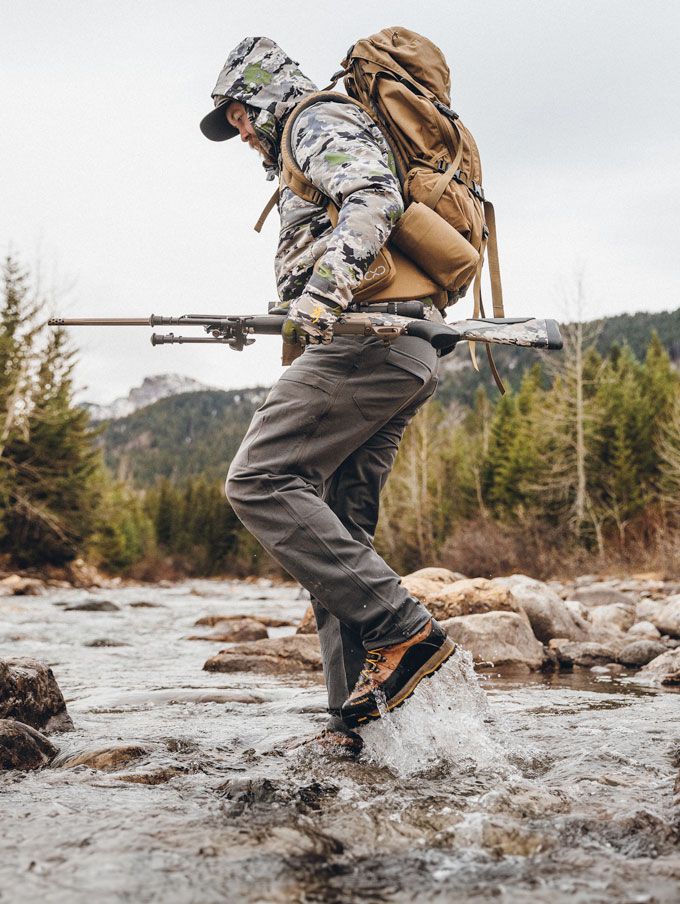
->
48, 317, 152, 326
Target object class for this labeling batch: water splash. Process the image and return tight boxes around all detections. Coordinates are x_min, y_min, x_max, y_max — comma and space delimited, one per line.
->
359, 648, 509, 778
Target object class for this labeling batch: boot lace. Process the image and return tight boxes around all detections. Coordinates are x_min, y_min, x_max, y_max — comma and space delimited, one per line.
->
356, 649, 386, 689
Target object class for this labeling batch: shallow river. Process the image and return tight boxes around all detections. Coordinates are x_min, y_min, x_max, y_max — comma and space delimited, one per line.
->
1, 580, 679, 903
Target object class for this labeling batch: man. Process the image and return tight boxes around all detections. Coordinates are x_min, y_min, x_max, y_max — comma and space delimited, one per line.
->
200, 37, 455, 755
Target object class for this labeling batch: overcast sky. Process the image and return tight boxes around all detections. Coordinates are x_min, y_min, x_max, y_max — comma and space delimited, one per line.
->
2, 1, 679, 403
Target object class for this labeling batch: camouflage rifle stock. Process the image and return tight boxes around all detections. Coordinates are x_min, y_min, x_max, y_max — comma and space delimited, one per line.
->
48, 302, 562, 354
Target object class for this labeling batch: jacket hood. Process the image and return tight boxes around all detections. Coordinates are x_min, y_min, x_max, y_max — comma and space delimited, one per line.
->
211, 37, 317, 123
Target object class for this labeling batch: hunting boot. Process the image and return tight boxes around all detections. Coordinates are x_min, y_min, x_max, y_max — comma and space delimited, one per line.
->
341, 618, 456, 727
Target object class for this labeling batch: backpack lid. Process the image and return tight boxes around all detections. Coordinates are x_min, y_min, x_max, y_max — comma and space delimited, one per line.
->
342, 26, 452, 106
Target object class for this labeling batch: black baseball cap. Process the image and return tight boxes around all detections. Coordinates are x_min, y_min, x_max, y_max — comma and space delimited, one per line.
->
200, 96, 238, 142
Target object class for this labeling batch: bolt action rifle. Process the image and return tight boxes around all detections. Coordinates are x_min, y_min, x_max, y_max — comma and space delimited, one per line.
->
49, 302, 563, 357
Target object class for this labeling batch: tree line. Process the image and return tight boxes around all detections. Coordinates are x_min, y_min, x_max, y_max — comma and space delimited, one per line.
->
2, 254, 679, 580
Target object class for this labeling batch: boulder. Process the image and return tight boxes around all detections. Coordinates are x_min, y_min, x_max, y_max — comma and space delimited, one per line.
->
401, 576, 520, 621
588, 603, 635, 633
0, 658, 73, 732
638, 649, 680, 686
195, 614, 294, 628
187, 618, 268, 643
617, 640, 668, 667
403, 567, 466, 584
65, 599, 120, 612
0, 719, 58, 770
296, 606, 317, 635
626, 620, 661, 640
635, 599, 667, 622
441, 611, 545, 671
548, 639, 621, 667
54, 744, 148, 771
649, 596, 680, 639
494, 575, 588, 643
66, 558, 105, 588
204, 634, 323, 675
572, 584, 636, 607
0, 574, 44, 596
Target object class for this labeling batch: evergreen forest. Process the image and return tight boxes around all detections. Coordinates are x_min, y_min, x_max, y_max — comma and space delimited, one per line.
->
2, 255, 680, 581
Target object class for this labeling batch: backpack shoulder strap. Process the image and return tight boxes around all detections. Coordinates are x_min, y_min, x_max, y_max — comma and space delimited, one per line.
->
280, 90, 375, 204
254, 91, 370, 232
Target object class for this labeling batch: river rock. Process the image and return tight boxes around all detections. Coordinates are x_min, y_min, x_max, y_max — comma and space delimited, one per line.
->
617, 640, 668, 667
0, 719, 58, 770
572, 584, 636, 607
204, 634, 323, 675
0, 658, 73, 732
626, 620, 661, 640
401, 576, 520, 621
188, 618, 268, 643
0, 574, 45, 596
494, 575, 588, 643
66, 558, 105, 588
54, 744, 148, 771
548, 639, 621, 667
638, 649, 680, 685
441, 611, 545, 670
635, 598, 667, 622
404, 567, 466, 584
649, 596, 680, 638
195, 614, 294, 628
296, 606, 317, 634
65, 599, 120, 612
588, 603, 635, 633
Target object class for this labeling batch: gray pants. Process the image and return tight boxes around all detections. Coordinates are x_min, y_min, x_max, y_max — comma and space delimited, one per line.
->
226, 335, 438, 716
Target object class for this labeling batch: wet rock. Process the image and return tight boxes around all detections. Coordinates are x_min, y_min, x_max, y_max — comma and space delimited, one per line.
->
129, 600, 165, 609
588, 603, 635, 633
591, 663, 625, 675
53, 744, 148, 771
441, 611, 545, 670
650, 596, 680, 639
0, 719, 58, 770
639, 649, 680, 685
0, 574, 45, 596
548, 639, 621, 667
195, 614, 294, 628
65, 599, 120, 612
204, 634, 322, 675
296, 606, 317, 635
494, 575, 588, 643
618, 640, 668, 667
480, 784, 571, 817
84, 638, 129, 647
627, 620, 662, 640
117, 767, 184, 784
573, 584, 636, 607
187, 618, 268, 643
401, 576, 521, 621
0, 658, 73, 732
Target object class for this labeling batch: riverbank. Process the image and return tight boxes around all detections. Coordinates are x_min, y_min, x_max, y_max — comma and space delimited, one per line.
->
1, 576, 679, 902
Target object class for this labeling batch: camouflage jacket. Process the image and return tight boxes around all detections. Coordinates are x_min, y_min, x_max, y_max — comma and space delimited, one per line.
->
209, 37, 403, 312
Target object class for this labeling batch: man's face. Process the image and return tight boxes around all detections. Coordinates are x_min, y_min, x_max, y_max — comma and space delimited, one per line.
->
225, 101, 270, 159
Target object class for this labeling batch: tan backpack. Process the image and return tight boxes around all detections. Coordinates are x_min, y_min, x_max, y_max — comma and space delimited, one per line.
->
256, 27, 505, 383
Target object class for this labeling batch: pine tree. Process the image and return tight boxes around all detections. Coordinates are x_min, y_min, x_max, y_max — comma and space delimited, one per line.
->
3, 328, 102, 564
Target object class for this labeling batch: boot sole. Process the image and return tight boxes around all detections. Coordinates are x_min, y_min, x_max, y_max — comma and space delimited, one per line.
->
354, 636, 457, 725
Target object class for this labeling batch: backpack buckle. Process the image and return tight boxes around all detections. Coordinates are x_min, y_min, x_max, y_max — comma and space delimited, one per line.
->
433, 100, 459, 121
